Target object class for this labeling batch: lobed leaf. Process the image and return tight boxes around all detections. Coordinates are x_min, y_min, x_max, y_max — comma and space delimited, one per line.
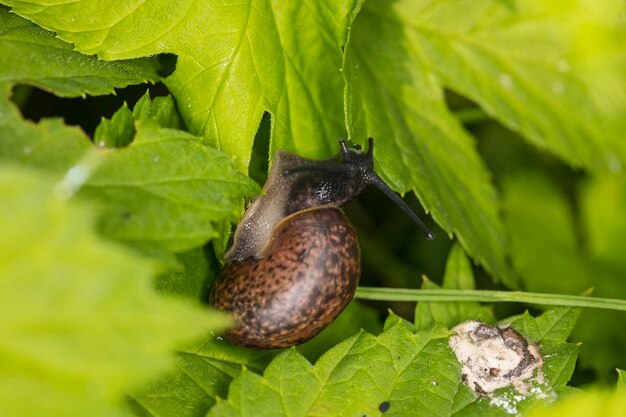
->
0, 85, 92, 174
208, 308, 579, 417
132, 92, 184, 130
95, 102, 136, 148
0, 166, 227, 417
210, 323, 459, 417
130, 337, 275, 417
0, 5, 160, 97
82, 119, 261, 252
94, 92, 186, 149
344, 0, 513, 286
130, 301, 380, 417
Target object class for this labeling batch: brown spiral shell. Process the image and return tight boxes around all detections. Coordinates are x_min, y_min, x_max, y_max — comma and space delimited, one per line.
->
210, 207, 360, 349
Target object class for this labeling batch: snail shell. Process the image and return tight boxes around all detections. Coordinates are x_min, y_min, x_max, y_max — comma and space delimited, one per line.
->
210, 207, 360, 348
210, 138, 433, 349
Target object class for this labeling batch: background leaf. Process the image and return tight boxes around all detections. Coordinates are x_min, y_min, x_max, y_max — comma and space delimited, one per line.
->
415, 243, 495, 329
0, 166, 227, 417
502, 172, 626, 378
392, 0, 626, 171
527, 389, 626, 417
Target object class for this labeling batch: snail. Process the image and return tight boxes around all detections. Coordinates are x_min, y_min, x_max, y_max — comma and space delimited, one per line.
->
210, 138, 433, 349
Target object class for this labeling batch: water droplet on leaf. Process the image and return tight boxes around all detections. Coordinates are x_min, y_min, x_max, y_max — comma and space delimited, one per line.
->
498, 74, 513, 89
556, 59, 570, 73
551, 81, 565, 95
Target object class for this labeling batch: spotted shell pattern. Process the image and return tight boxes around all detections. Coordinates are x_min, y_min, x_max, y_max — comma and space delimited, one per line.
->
210, 207, 360, 349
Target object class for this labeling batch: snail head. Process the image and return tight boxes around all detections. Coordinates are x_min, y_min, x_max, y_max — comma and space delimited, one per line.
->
284, 138, 434, 239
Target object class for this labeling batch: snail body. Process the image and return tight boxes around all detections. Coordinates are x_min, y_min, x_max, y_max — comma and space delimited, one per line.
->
210, 139, 432, 349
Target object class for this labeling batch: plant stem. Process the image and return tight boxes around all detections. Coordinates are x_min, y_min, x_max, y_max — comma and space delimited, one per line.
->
355, 287, 626, 311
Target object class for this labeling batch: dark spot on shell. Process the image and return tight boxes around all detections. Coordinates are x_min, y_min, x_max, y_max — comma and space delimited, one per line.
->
379, 401, 390, 413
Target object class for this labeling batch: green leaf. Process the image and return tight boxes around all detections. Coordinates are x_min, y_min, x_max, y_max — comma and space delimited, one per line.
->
527, 389, 626, 417
209, 323, 459, 417
343, 0, 626, 284
502, 174, 590, 295
581, 175, 626, 275
130, 337, 275, 417
154, 248, 211, 300
502, 172, 626, 378
0, 6, 160, 97
94, 93, 185, 148
208, 308, 578, 417
0, 85, 92, 174
1, 0, 362, 170
81, 119, 261, 252
1, 86, 259, 253
344, 0, 513, 286
506, 306, 581, 347
415, 243, 495, 329
94, 102, 135, 148
387, 0, 625, 171
132, 92, 184, 130
297, 301, 383, 362
0, 166, 227, 417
